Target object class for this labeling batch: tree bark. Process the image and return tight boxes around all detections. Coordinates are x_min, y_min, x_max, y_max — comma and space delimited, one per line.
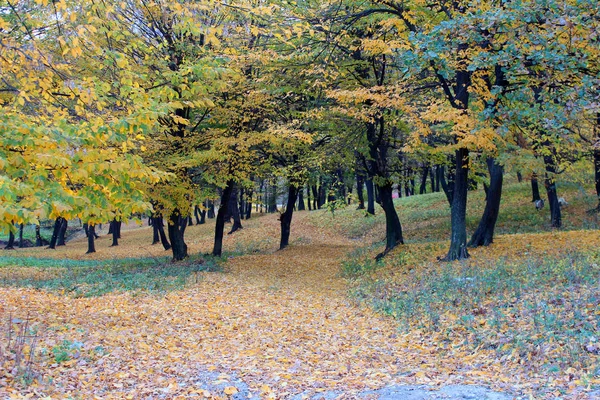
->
311, 185, 319, 210
307, 184, 312, 211
167, 210, 188, 261
365, 177, 375, 215
57, 218, 68, 246
152, 219, 160, 244
543, 156, 561, 228
213, 180, 234, 256
152, 217, 171, 250
86, 224, 96, 254
110, 219, 119, 247
594, 149, 600, 210
531, 173, 541, 202
444, 148, 470, 261
469, 158, 503, 247
297, 187, 305, 211
376, 183, 404, 259
18, 224, 24, 248
207, 200, 215, 219
245, 189, 253, 219
228, 184, 243, 234
194, 205, 202, 224
48, 217, 64, 249
356, 172, 365, 210
279, 184, 299, 250
35, 225, 43, 247
5, 228, 15, 250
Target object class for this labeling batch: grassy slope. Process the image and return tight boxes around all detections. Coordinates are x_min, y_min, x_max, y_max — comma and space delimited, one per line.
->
305, 177, 600, 397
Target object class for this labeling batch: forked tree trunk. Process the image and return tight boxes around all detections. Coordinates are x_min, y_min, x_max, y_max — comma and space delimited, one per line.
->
167, 210, 188, 261
280, 184, 299, 250
444, 148, 470, 261
376, 183, 404, 259
469, 158, 503, 247
213, 180, 234, 257
86, 224, 96, 254
152, 217, 171, 250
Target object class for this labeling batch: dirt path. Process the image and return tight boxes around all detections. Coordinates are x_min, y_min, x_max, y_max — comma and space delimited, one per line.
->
2, 213, 517, 398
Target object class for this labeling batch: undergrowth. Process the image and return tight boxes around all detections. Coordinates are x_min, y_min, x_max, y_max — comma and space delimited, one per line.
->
346, 247, 600, 381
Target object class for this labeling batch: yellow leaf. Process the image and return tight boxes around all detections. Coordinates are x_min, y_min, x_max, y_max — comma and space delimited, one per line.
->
223, 386, 238, 395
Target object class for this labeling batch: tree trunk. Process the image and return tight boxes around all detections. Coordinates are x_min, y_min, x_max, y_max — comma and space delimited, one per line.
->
307, 184, 312, 211
297, 187, 305, 211
228, 185, 243, 234
469, 158, 503, 247
110, 219, 119, 247
35, 225, 43, 247
18, 224, 24, 248
356, 173, 365, 210
86, 224, 96, 254
57, 218, 68, 246
153, 217, 171, 250
245, 189, 253, 219
440, 165, 454, 206
430, 167, 436, 193
213, 180, 234, 257
280, 184, 299, 250
544, 156, 561, 228
200, 209, 206, 224
194, 205, 202, 224
207, 200, 215, 219
517, 171, 523, 182
5, 228, 15, 250
167, 210, 188, 261
594, 149, 600, 210
366, 177, 375, 215
239, 188, 245, 220
48, 217, 64, 249
152, 220, 160, 244
311, 185, 319, 210
444, 148, 470, 261
531, 173, 541, 202
376, 183, 404, 259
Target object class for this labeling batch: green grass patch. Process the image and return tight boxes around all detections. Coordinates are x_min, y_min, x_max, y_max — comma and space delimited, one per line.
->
0, 254, 224, 297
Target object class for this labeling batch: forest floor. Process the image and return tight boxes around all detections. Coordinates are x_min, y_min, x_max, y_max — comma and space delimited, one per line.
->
1, 180, 599, 399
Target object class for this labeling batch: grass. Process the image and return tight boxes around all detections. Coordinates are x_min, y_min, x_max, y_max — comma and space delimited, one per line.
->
347, 248, 600, 377
0, 254, 224, 297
